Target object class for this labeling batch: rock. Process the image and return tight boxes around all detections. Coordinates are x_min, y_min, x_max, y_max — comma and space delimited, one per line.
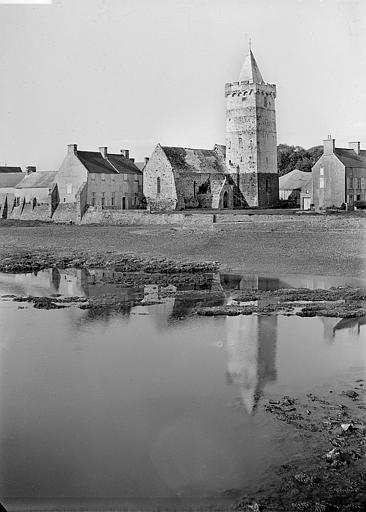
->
294, 472, 315, 485
342, 390, 359, 399
269, 400, 281, 405
341, 423, 355, 432
324, 448, 342, 463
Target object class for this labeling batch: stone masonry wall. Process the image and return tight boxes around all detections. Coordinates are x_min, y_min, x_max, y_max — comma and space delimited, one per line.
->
80, 209, 214, 225
143, 145, 177, 211
52, 202, 81, 223
20, 203, 52, 221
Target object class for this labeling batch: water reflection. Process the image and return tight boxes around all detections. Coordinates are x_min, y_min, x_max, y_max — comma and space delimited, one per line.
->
0, 270, 365, 502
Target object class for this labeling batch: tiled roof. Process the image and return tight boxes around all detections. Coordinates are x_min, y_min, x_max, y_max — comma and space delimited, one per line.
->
162, 146, 227, 174
0, 172, 25, 188
279, 169, 312, 191
76, 151, 118, 174
334, 148, 366, 168
107, 154, 142, 175
16, 171, 57, 189
0, 166, 22, 173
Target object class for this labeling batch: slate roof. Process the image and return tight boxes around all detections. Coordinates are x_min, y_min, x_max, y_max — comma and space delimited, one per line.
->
161, 146, 227, 174
16, 171, 57, 189
279, 169, 312, 191
0, 172, 25, 188
334, 148, 366, 168
76, 151, 118, 174
0, 166, 22, 173
107, 154, 142, 175
239, 49, 264, 83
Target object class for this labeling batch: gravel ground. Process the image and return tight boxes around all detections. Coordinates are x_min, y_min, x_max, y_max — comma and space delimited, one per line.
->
0, 214, 365, 277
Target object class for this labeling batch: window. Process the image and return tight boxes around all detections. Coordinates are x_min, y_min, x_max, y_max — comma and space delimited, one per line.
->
357, 194, 361, 201
66, 183, 72, 194
347, 177, 353, 189
320, 167, 324, 176
361, 178, 366, 189
91, 192, 96, 206
101, 192, 105, 207
111, 192, 115, 206
354, 177, 358, 189
358, 178, 362, 190
319, 176, 325, 189
193, 181, 197, 197
157, 177, 161, 194
264, 96, 268, 107
101, 173, 105, 181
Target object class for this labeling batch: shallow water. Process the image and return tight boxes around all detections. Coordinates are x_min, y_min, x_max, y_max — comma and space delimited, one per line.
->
0, 269, 365, 510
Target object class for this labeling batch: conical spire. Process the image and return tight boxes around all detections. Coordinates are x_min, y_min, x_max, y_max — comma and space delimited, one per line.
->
239, 44, 264, 83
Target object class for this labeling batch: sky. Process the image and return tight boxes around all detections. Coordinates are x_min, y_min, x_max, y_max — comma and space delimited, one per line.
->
0, 0, 365, 169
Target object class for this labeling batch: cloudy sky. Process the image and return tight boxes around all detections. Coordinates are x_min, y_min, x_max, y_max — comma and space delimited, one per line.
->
0, 0, 365, 169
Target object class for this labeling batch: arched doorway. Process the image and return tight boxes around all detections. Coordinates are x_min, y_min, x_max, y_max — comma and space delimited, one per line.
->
223, 191, 229, 209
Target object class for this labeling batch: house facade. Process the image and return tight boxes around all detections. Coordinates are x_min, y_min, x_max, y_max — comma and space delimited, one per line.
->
0, 172, 25, 218
312, 137, 366, 209
143, 144, 235, 211
55, 144, 143, 215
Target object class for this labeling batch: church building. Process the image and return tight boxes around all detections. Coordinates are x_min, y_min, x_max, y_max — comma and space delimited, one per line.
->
144, 46, 279, 210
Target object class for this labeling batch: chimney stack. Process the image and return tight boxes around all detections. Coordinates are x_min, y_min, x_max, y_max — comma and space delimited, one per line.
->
323, 135, 335, 156
144, 157, 150, 164
99, 146, 108, 158
120, 149, 130, 160
26, 166, 36, 175
68, 144, 77, 154
348, 141, 360, 155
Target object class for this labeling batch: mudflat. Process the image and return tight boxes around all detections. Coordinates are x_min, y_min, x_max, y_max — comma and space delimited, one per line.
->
0, 213, 365, 277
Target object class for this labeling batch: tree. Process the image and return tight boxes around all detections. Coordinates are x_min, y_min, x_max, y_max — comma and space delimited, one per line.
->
277, 144, 323, 176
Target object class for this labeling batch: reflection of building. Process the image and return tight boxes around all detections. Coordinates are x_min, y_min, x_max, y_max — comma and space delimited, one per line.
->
220, 274, 286, 292
321, 316, 366, 341
225, 314, 277, 414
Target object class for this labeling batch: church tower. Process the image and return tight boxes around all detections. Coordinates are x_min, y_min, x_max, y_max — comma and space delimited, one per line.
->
225, 45, 278, 207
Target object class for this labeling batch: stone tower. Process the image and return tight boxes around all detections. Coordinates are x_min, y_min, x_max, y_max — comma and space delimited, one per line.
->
225, 46, 278, 207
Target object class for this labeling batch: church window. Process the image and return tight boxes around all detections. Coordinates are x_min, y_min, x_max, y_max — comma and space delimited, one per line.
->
91, 192, 96, 206
66, 183, 72, 194
193, 181, 197, 197
264, 96, 268, 107
157, 177, 161, 194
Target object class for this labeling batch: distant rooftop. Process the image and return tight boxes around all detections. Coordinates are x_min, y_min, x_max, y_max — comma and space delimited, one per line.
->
0, 166, 22, 173
279, 169, 312, 191
16, 171, 57, 189
0, 172, 25, 188
334, 148, 366, 168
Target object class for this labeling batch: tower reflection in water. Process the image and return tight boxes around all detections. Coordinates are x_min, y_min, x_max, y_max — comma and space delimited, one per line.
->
222, 273, 278, 415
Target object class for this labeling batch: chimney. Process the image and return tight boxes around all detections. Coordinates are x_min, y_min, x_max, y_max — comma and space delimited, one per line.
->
68, 143, 78, 154
120, 149, 130, 159
348, 141, 360, 155
26, 166, 36, 175
323, 135, 335, 156
99, 146, 108, 158
130, 158, 135, 163
144, 157, 150, 164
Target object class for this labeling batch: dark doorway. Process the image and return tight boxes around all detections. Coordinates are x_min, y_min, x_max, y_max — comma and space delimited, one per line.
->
32, 197, 37, 209
122, 197, 126, 210
223, 191, 229, 209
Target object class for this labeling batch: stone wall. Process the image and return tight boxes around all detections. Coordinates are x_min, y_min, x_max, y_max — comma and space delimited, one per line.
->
21, 203, 52, 221
52, 202, 81, 223
143, 145, 178, 211
257, 173, 279, 207
80, 209, 214, 225
312, 154, 345, 209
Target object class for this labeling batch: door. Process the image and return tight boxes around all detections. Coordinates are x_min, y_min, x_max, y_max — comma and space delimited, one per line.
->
303, 196, 311, 210
223, 191, 229, 209
122, 197, 126, 210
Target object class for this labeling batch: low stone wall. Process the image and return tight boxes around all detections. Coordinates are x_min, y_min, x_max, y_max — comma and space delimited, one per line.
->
52, 203, 80, 224
9, 204, 23, 220
80, 209, 213, 226
20, 203, 52, 221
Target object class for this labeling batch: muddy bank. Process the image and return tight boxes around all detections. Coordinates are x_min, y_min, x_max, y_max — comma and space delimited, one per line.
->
230, 381, 366, 512
0, 249, 218, 275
